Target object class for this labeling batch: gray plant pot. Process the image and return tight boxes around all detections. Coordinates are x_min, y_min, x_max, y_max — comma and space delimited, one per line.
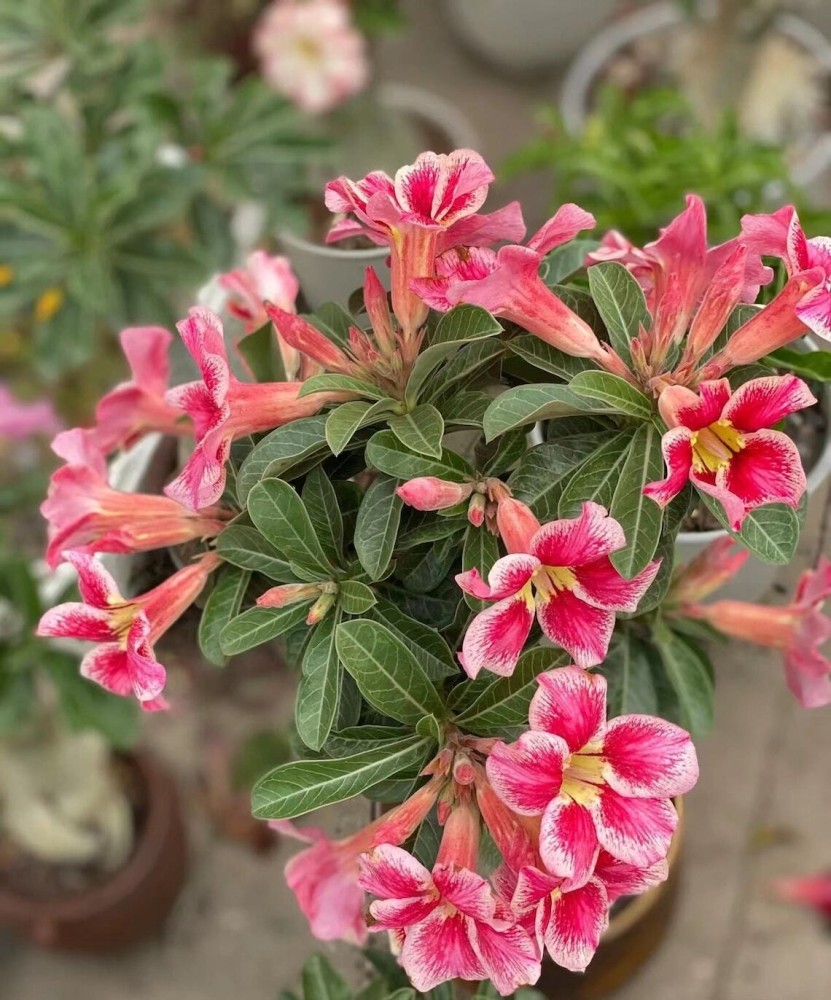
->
277, 83, 478, 311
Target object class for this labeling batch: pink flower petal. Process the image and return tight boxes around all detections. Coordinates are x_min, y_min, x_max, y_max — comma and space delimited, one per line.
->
37, 603, 116, 643
539, 796, 599, 889
358, 844, 432, 899
530, 502, 625, 568
79, 645, 135, 698
486, 733, 568, 816
723, 375, 816, 432
721, 430, 807, 512
120, 326, 171, 393
459, 592, 535, 679
471, 919, 542, 994
536, 589, 616, 669
602, 716, 699, 798
589, 788, 678, 868
433, 864, 496, 922
573, 557, 661, 613
665, 380, 731, 431
63, 550, 120, 607
529, 666, 607, 751
399, 910, 485, 992
456, 554, 540, 601
439, 201, 526, 253
369, 896, 438, 929
542, 877, 608, 973
526, 204, 596, 256
593, 851, 669, 904
512, 865, 562, 913
643, 427, 694, 508
690, 468, 748, 532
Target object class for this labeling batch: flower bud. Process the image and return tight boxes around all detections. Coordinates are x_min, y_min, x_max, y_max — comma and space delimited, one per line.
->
396, 477, 472, 511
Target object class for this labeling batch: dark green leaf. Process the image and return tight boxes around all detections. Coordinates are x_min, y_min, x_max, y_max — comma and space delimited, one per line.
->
369, 599, 459, 680
248, 479, 335, 577
237, 416, 328, 503
339, 580, 377, 614
215, 524, 298, 581
483, 384, 611, 440
296, 610, 342, 751
508, 334, 596, 380
653, 621, 715, 737
587, 261, 650, 363
354, 474, 403, 581
302, 466, 344, 566
609, 422, 664, 577
764, 346, 831, 382
299, 373, 387, 400
220, 603, 310, 656
237, 321, 286, 383
462, 525, 499, 611
509, 433, 612, 520
366, 430, 473, 482
569, 371, 653, 420
543, 237, 601, 284
198, 566, 251, 666
301, 954, 350, 1000
597, 632, 659, 718
388, 404, 445, 459
558, 433, 631, 516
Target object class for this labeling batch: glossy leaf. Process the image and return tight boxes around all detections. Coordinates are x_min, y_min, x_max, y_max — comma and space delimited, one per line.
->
296, 609, 342, 751
215, 524, 297, 581
302, 466, 343, 566
366, 430, 472, 482
569, 371, 653, 420
220, 602, 311, 656
248, 479, 335, 577
237, 415, 328, 503
587, 261, 649, 363
354, 474, 402, 581
339, 580, 377, 614
388, 404, 445, 459
483, 383, 611, 440
198, 566, 251, 666
609, 422, 664, 577
558, 433, 631, 517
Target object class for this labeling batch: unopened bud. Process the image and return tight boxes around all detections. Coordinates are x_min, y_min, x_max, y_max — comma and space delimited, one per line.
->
396, 477, 472, 511
467, 492, 486, 527
257, 583, 320, 609
306, 592, 336, 625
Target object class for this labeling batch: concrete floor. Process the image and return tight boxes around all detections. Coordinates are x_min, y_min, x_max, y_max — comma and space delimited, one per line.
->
4, 3, 831, 998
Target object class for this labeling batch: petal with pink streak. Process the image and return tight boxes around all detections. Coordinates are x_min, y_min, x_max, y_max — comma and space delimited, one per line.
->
536, 589, 616, 669
456, 553, 540, 601
434, 864, 496, 922
690, 468, 748, 533
369, 896, 437, 929
439, 201, 526, 253
486, 733, 568, 816
593, 851, 669, 904
538, 796, 600, 889
574, 557, 661, 613
589, 788, 678, 867
459, 592, 535, 679
164, 430, 231, 511
526, 204, 596, 256
358, 844, 432, 899
471, 919, 542, 994
63, 550, 120, 607
723, 375, 816, 432
530, 502, 625, 568
722, 430, 807, 512
643, 427, 694, 508
37, 602, 116, 643
80, 645, 134, 698
529, 666, 607, 751
796, 285, 831, 341
399, 910, 484, 992
512, 865, 562, 913
673, 380, 732, 430
176, 307, 228, 368
602, 715, 699, 798
165, 381, 221, 439
542, 877, 609, 973
740, 205, 794, 262
125, 616, 166, 702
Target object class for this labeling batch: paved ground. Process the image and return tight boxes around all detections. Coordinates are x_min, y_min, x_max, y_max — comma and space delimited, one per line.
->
3, 3, 831, 998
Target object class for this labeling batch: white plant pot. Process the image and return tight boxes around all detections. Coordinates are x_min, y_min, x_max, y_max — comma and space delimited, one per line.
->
442, 0, 615, 76
277, 83, 478, 311
559, 2, 831, 188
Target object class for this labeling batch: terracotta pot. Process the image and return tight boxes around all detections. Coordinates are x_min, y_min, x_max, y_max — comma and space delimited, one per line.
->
535, 799, 685, 999
0, 752, 188, 952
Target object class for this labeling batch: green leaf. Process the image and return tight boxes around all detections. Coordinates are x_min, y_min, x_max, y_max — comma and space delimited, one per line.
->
426, 339, 505, 404
483, 384, 610, 440
251, 736, 433, 818
220, 603, 311, 656
482, 428, 529, 476
237, 321, 286, 383
388, 404, 445, 459
366, 430, 473, 482
609, 422, 664, 577
323, 726, 407, 757
543, 237, 601, 283
302, 467, 343, 566
455, 647, 571, 736
296, 610, 342, 751
411, 808, 442, 868
339, 580, 377, 614
354, 474, 403, 581
509, 433, 612, 520
597, 632, 659, 718
198, 566, 252, 666
237, 416, 328, 504
508, 334, 596, 380
587, 261, 650, 363
325, 401, 371, 455
248, 479, 335, 577
336, 620, 445, 725
558, 433, 631, 516
653, 621, 714, 737
437, 391, 491, 427
462, 525, 499, 611
369, 599, 459, 680
215, 524, 297, 581
299, 373, 387, 400
701, 495, 800, 565
301, 954, 350, 1000
764, 346, 831, 382
569, 371, 653, 420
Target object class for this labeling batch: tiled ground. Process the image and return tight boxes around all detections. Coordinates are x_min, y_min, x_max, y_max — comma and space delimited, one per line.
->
3, 4, 831, 998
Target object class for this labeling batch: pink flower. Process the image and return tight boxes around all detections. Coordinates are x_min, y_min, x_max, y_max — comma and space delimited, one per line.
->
37, 551, 219, 709
455, 501, 660, 674
412, 204, 612, 363
92, 326, 187, 453
0, 381, 61, 441
644, 375, 815, 531
41, 429, 229, 568
741, 205, 831, 341
486, 667, 698, 888
669, 537, 750, 605
774, 871, 831, 921
273, 778, 441, 945
396, 477, 473, 511
358, 803, 540, 995
254, 0, 368, 115
164, 308, 348, 510
684, 558, 831, 708
325, 150, 524, 337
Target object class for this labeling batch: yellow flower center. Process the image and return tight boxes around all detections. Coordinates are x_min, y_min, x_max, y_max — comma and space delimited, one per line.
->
532, 564, 577, 598
108, 602, 136, 648
561, 746, 605, 805
690, 420, 745, 474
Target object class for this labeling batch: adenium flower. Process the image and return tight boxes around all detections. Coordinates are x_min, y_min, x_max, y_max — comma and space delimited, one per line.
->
0, 381, 61, 441
669, 536, 749, 605
325, 150, 524, 337
37, 551, 219, 710
486, 666, 698, 888
272, 777, 441, 944
92, 326, 187, 453
644, 375, 815, 530
41, 429, 229, 568
455, 500, 660, 674
254, 0, 369, 115
395, 475, 515, 530
683, 557, 831, 708
358, 801, 540, 995
412, 204, 614, 365
164, 308, 348, 510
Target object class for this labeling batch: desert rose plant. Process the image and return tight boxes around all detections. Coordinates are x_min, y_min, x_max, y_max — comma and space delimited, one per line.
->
37, 149, 831, 992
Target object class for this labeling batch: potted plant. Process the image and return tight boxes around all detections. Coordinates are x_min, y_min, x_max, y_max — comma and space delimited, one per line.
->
36, 148, 831, 993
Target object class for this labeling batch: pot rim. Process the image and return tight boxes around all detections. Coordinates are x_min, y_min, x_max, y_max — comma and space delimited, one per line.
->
559, 1, 831, 185
0, 751, 177, 920
277, 82, 479, 257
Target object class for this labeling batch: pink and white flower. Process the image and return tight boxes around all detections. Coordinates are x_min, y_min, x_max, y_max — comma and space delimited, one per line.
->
92, 326, 187, 453
41, 429, 229, 568
0, 381, 61, 441
358, 802, 540, 995
486, 667, 698, 888
325, 150, 524, 337
37, 551, 219, 710
644, 375, 815, 530
273, 778, 441, 945
683, 557, 831, 708
254, 0, 368, 115
455, 501, 660, 674
164, 308, 348, 510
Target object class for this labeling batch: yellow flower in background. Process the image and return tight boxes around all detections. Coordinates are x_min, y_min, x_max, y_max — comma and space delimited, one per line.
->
34, 286, 64, 323
0, 264, 13, 286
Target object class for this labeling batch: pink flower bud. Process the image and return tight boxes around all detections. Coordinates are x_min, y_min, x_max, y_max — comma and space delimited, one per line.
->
496, 497, 541, 554
256, 583, 321, 608
396, 477, 472, 511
